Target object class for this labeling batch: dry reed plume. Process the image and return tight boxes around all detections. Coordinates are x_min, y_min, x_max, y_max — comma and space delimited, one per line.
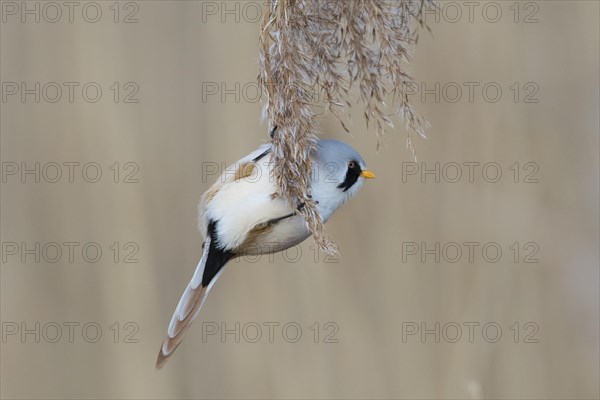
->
258, 0, 433, 254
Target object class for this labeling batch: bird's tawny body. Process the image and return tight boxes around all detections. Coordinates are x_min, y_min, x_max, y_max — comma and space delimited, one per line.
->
199, 144, 313, 255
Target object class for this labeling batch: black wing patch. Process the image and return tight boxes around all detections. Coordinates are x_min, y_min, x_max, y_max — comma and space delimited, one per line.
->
252, 148, 271, 163
201, 220, 235, 287
263, 201, 314, 226
265, 212, 295, 225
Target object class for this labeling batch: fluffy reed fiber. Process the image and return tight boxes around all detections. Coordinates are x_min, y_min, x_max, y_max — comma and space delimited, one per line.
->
258, 0, 433, 254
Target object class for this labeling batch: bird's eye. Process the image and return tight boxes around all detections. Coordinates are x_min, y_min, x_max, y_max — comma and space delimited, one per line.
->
348, 161, 356, 169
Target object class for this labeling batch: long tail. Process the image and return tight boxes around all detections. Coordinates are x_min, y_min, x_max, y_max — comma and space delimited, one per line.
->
156, 223, 233, 369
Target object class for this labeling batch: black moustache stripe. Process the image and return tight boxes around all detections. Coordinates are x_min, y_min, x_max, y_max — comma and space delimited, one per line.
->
337, 164, 361, 192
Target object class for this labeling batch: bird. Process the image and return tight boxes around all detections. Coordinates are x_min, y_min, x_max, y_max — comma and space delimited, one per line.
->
156, 139, 375, 368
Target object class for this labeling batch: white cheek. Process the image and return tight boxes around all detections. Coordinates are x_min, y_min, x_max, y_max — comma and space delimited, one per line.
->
343, 178, 364, 202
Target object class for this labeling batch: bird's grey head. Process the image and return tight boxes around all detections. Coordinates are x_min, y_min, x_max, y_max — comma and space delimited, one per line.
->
311, 140, 375, 217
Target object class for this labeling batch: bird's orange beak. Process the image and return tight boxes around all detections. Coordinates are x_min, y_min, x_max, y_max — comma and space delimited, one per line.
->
360, 170, 376, 179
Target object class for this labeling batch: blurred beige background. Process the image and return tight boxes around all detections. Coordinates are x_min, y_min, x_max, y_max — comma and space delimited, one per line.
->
1, 1, 598, 399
